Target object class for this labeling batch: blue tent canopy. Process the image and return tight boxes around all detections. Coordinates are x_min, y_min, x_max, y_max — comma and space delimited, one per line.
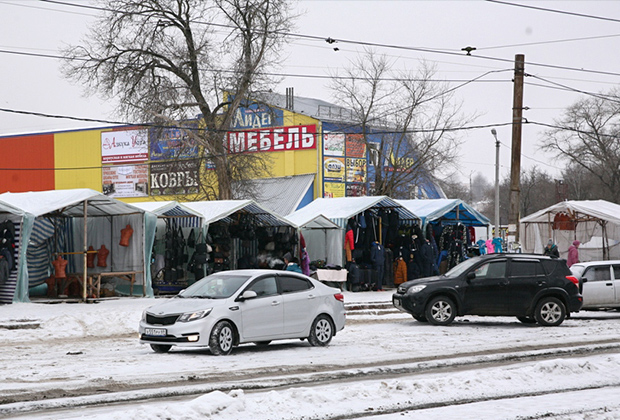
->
396, 199, 490, 228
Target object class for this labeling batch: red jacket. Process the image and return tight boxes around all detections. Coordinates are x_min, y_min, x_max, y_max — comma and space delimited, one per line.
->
345, 229, 355, 250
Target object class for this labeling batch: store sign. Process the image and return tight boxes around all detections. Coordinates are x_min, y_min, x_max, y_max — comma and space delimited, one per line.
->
101, 129, 148, 163
345, 134, 366, 158
346, 183, 367, 197
150, 126, 198, 161
102, 165, 148, 198
231, 104, 283, 129
323, 157, 345, 182
228, 125, 317, 153
150, 160, 200, 196
323, 132, 345, 156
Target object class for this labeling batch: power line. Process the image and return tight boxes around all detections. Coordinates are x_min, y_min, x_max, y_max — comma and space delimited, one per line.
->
486, 0, 620, 24
33, 0, 620, 78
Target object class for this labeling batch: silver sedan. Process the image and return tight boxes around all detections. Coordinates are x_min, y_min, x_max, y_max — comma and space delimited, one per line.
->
139, 269, 346, 355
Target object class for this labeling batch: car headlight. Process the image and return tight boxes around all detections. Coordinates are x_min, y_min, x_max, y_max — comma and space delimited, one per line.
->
406, 285, 427, 294
178, 308, 213, 322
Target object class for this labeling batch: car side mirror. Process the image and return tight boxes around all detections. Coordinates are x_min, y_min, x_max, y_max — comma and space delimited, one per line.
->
466, 272, 476, 282
238, 290, 258, 301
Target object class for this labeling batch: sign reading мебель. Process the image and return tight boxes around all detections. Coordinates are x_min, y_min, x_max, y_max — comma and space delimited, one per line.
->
228, 125, 317, 153
101, 129, 149, 163
150, 160, 200, 196
102, 165, 148, 198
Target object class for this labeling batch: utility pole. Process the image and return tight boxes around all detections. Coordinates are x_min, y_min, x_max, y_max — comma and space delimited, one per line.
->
509, 54, 525, 247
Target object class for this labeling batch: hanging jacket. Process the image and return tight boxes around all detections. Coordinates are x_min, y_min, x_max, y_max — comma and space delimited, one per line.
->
394, 258, 407, 285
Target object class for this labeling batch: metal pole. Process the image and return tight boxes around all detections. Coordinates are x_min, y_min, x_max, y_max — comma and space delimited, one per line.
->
509, 54, 525, 243
491, 129, 500, 239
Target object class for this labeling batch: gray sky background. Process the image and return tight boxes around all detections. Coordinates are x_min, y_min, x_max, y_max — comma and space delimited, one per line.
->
2, 0, 620, 188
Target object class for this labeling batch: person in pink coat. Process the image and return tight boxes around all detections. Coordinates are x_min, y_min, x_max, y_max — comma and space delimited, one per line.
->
567, 240, 580, 267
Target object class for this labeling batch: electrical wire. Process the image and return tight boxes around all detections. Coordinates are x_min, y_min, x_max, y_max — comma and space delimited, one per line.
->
486, 0, 620, 24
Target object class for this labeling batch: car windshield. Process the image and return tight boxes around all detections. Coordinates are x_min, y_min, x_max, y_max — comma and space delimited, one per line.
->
570, 265, 585, 278
443, 257, 482, 278
178, 274, 250, 299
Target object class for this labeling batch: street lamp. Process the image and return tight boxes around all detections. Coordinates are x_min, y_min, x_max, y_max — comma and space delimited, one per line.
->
491, 129, 500, 239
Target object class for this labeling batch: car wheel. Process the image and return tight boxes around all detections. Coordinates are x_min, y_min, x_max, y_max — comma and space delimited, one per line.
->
534, 297, 566, 326
425, 296, 456, 326
209, 321, 235, 355
413, 314, 428, 323
517, 316, 536, 324
308, 315, 334, 346
253, 341, 271, 346
150, 344, 171, 353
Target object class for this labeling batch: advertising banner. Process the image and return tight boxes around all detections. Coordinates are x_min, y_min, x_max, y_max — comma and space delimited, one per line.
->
101, 129, 149, 163
345, 133, 366, 158
346, 183, 367, 197
150, 159, 200, 196
228, 125, 317, 153
102, 165, 148, 198
231, 103, 284, 129
149, 125, 198, 161
324, 182, 345, 198
323, 157, 345, 182
346, 157, 367, 183
323, 132, 345, 156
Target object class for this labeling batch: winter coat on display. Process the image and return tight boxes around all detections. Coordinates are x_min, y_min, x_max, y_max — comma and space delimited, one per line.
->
383, 247, 394, 286
370, 241, 385, 269
419, 241, 434, 278
300, 248, 310, 276
394, 258, 407, 285
492, 237, 503, 253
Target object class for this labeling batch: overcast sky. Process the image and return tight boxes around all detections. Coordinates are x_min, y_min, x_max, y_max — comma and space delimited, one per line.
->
2, 0, 620, 187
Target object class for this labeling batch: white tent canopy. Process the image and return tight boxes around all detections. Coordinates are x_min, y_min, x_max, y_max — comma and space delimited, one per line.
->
0, 189, 156, 302
292, 196, 419, 229
284, 213, 342, 266
184, 200, 294, 228
520, 200, 620, 261
128, 201, 203, 227
287, 196, 419, 266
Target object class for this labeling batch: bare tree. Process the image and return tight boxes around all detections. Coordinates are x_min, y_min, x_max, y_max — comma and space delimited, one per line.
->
329, 50, 471, 198
540, 89, 620, 202
63, 0, 293, 200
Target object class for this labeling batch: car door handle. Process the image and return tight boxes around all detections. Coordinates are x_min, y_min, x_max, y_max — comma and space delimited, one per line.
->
307, 294, 315, 299
271, 301, 281, 306
537, 281, 546, 286
606, 283, 613, 286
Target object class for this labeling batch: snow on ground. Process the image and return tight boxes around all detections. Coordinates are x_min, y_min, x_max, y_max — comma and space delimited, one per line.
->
2, 291, 620, 419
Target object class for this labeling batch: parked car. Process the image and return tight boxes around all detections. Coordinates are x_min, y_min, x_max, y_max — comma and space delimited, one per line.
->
139, 269, 345, 355
392, 253, 582, 326
569, 260, 620, 310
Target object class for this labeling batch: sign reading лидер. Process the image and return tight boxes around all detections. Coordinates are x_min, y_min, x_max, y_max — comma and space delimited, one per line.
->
101, 129, 149, 163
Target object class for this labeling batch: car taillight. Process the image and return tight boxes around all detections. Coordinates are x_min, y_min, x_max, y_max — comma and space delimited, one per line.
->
334, 293, 344, 302
566, 275, 579, 286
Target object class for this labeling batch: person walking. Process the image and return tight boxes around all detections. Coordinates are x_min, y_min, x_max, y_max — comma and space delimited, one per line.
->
567, 240, 580, 267
543, 239, 560, 258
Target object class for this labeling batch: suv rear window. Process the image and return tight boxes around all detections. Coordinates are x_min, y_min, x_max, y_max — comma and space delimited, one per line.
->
510, 260, 545, 277
541, 259, 570, 276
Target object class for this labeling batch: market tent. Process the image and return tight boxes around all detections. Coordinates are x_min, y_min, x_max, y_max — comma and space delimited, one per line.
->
0, 189, 157, 302
396, 199, 490, 229
520, 200, 620, 261
0, 202, 31, 304
284, 212, 343, 265
293, 196, 420, 229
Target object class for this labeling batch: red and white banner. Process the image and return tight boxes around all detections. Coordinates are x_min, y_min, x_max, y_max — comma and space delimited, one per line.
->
101, 129, 149, 163
227, 125, 317, 153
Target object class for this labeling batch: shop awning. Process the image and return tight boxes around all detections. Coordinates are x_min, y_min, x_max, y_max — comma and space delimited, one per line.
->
396, 199, 490, 227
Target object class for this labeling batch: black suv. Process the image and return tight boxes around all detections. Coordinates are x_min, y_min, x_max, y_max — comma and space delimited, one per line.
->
392, 254, 583, 326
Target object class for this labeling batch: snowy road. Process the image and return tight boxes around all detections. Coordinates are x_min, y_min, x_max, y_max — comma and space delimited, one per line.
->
2, 292, 620, 419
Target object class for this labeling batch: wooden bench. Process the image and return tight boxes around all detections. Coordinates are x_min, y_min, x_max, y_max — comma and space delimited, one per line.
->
89, 271, 143, 298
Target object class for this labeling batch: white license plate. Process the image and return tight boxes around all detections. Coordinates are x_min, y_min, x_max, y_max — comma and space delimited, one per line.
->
145, 328, 167, 336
